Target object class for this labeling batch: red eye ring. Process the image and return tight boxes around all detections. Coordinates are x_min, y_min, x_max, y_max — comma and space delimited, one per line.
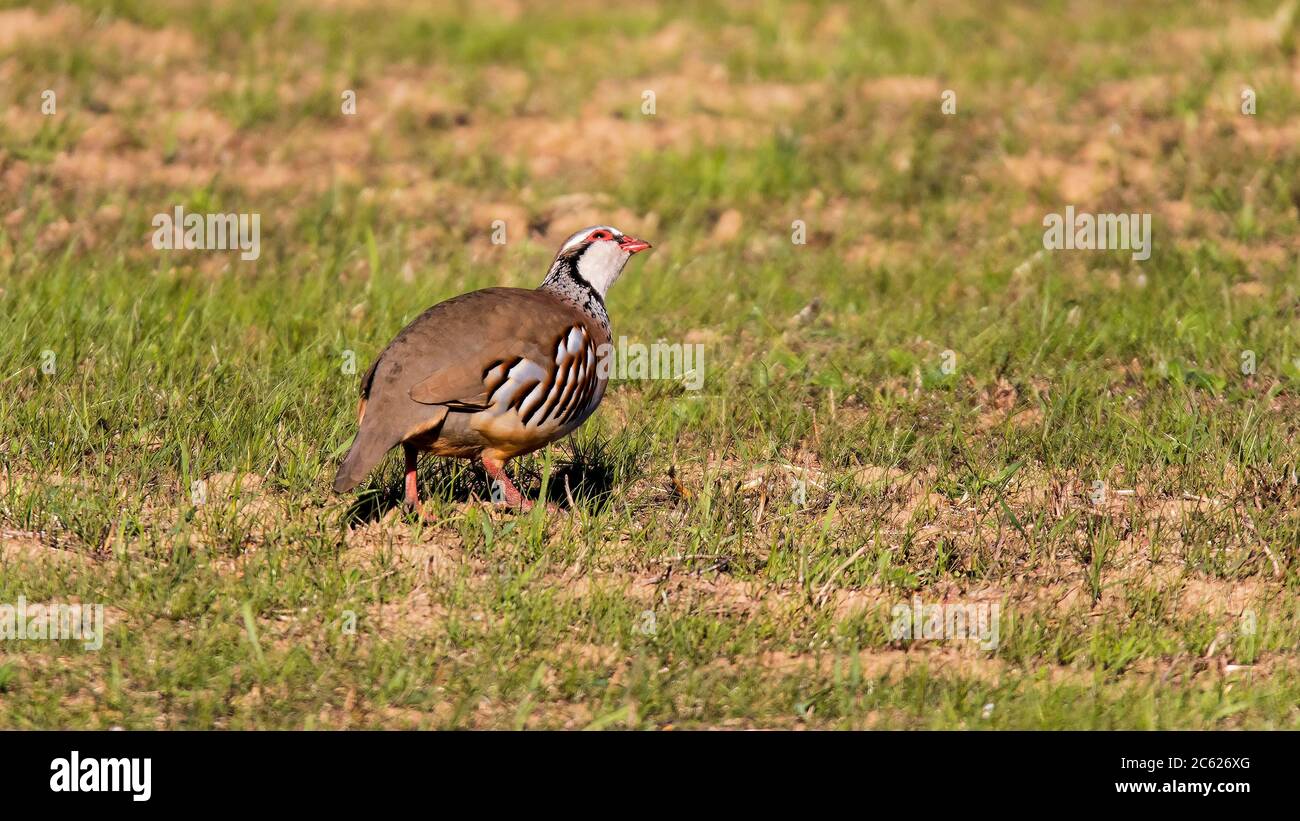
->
588, 229, 613, 241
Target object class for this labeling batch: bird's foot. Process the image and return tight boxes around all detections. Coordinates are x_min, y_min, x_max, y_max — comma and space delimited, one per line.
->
402, 500, 439, 523
516, 498, 561, 514
483, 496, 558, 514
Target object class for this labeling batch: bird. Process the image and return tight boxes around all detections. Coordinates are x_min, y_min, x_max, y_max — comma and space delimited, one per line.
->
332, 225, 651, 516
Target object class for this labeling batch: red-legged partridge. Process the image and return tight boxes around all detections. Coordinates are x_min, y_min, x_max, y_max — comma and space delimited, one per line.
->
333, 225, 651, 514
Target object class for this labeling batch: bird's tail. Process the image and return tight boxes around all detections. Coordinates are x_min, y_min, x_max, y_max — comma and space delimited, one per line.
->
332, 428, 399, 493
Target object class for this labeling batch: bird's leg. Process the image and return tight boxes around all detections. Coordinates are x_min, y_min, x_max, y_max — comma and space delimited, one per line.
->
403, 444, 431, 518
480, 456, 529, 510
480, 457, 562, 513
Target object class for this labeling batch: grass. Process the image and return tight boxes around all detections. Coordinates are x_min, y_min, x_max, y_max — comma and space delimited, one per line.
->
1, 0, 1299, 728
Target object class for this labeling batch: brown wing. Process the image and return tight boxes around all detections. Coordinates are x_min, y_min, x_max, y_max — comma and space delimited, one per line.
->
399, 288, 589, 405
362, 287, 600, 421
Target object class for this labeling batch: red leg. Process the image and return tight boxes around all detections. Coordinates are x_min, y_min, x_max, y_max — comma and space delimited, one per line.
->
481, 456, 529, 510
403, 444, 430, 517
479, 457, 562, 513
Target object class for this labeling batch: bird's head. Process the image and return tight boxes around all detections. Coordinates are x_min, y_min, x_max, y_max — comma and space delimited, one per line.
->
546, 225, 652, 299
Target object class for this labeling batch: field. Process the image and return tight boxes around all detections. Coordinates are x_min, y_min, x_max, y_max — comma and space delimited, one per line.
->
2, 0, 1299, 729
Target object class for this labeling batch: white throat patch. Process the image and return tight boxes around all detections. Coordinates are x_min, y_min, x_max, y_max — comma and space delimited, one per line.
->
576, 239, 630, 297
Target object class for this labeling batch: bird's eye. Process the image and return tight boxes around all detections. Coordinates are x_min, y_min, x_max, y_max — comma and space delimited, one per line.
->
589, 230, 612, 241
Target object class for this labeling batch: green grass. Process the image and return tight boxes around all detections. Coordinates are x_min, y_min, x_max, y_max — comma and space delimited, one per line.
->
0, 0, 1298, 728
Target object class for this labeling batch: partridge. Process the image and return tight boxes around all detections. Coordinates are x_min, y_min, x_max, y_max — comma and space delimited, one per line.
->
333, 225, 651, 514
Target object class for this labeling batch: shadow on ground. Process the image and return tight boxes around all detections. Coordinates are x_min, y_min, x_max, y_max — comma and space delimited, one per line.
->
341, 435, 638, 526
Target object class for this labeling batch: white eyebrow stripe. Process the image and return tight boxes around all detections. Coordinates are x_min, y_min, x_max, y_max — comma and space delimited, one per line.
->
559, 225, 620, 252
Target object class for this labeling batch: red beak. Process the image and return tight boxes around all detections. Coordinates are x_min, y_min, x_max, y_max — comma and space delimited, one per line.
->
619, 236, 651, 254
